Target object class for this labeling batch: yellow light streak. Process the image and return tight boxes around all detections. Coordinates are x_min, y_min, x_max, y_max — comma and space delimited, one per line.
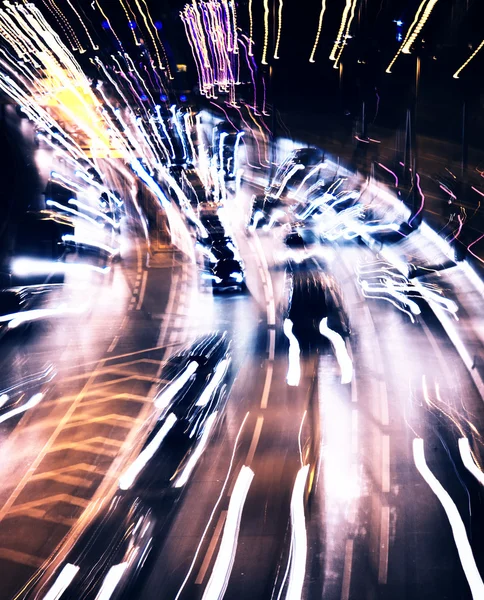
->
333, 0, 357, 68
261, 0, 269, 65
248, 0, 254, 56
309, 0, 327, 63
453, 39, 484, 79
329, 0, 353, 61
273, 0, 284, 60
386, 0, 439, 73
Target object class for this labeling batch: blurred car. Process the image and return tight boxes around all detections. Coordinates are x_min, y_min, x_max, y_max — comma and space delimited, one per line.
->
284, 269, 350, 345
30, 497, 156, 600
212, 258, 246, 293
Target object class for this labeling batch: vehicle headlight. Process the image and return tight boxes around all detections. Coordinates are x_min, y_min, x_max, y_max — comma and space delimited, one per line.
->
230, 272, 243, 283
214, 276, 223, 283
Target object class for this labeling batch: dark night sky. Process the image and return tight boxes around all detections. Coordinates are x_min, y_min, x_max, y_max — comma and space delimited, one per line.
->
29, 0, 484, 142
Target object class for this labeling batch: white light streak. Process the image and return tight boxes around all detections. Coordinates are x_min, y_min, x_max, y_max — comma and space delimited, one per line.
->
175, 412, 218, 488
43, 563, 79, 600
286, 464, 310, 600
174, 412, 250, 600
458, 438, 484, 487
453, 39, 484, 79
309, 0, 327, 63
319, 318, 353, 384
413, 438, 484, 599
202, 466, 254, 600
196, 359, 230, 407
283, 318, 301, 387
0, 393, 44, 425
155, 361, 198, 410
94, 562, 128, 600
119, 412, 177, 490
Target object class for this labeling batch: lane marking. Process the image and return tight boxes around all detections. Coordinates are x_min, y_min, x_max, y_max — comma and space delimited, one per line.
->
413, 438, 484, 599
379, 381, 389, 426
201, 466, 254, 600
260, 365, 273, 409
378, 506, 390, 584
268, 329, 275, 361
381, 434, 390, 493
340, 539, 354, 600
135, 270, 148, 310
107, 336, 119, 353
196, 511, 228, 585
245, 416, 264, 466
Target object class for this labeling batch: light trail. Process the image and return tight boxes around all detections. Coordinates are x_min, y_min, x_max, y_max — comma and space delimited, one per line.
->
283, 318, 301, 387
118, 412, 178, 490
386, 0, 439, 73
285, 464, 310, 600
413, 438, 484, 599
174, 412, 250, 600
453, 39, 484, 79
319, 318, 353, 384
201, 466, 254, 600
309, 0, 327, 63
261, 0, 270, 65
43, 563, 79, 600
274, 0, 284, 60
329, 0, 353, 61
95, 562, 128, 600
174, 412, 219, 488
155, 361, 199, 410
0, 393, 44, 425
458, 438, 484, 488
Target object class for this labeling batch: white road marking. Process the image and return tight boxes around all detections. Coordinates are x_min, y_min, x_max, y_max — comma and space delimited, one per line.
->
379, 381, 389, 426
268, 329, 276, 361
107, 336, 119, 353
136, 270, 148, 310
381, 434, 390, 493
378, 506, 390, 584
340, 539, 354, 600
245, 416, 264, 466
44, 563, 79, 600
413, 438, 484, 599
260, 365, 273, 409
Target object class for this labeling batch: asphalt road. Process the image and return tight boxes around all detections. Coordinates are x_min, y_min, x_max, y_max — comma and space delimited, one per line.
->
0, 124, 484, 600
